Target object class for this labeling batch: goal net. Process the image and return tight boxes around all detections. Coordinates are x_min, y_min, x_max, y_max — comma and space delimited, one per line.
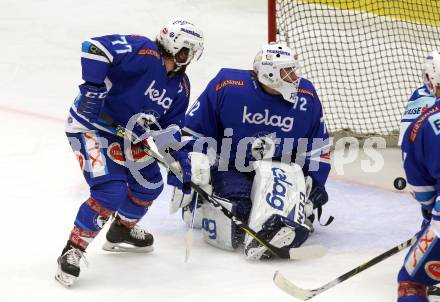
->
269, 0, 440, 145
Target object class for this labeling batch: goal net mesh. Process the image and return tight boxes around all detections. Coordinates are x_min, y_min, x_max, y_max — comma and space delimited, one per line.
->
273, 0, 440, 145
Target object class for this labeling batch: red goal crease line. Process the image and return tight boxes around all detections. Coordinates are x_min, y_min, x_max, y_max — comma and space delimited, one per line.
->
0, 105, 65, 124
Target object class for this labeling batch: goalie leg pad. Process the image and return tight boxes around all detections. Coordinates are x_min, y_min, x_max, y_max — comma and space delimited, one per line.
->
244, 161, 311, 260
200, 197, 243, 251
199, 170, 253, 251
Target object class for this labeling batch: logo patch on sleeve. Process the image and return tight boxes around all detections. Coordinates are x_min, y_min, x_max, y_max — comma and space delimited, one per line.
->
410, 105, 440, 143
138, 48, 160, 59
215, 79, 245, 91
297, 88, 314, 97
428, 112, 440, 135
402, 96, 435, 120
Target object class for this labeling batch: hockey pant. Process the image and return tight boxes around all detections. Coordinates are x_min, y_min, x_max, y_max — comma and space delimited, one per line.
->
399, 221, 440, 289
66, 131, 163, 249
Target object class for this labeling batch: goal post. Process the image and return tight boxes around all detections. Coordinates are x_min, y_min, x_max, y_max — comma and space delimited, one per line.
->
268, 0, 440, 146
268, 0, 277, 42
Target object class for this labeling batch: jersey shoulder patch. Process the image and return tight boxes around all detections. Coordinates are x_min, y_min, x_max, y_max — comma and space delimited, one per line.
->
215, 79, 245, 91
214, 68, 248, 91
297, 78, 316, 98
82, 40, 112, 63
409, 105, 440, 143
137, 48, 160, 59
428, 111, 440, 136
402, 96, 436, 120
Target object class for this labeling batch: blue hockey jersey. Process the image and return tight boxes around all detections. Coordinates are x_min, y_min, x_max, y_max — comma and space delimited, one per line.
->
401, 99, 440, 216
65, 34, 191, 134
399, 84, 435, 145
184, 68, 330, 187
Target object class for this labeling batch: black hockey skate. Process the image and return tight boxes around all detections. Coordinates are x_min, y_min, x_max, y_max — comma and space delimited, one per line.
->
102, 216, 154, 253
55, 241, 87, 287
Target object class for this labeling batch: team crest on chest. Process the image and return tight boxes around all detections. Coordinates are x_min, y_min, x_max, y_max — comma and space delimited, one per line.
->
242, 106, 294, 132
145, 80, 174, 110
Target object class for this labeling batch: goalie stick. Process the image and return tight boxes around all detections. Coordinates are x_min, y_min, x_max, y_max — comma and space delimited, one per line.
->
108, 121, 325, 260
273, 236, 416, 300
184, 192, 198, 263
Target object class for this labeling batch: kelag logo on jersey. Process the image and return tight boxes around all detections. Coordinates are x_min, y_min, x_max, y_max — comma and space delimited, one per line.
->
144, 80, 173, 110
266, 167, 293, 210
242, 106, 293, 132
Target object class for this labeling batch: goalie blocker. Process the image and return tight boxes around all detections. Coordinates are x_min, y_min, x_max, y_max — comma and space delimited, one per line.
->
172, 156, 314, 260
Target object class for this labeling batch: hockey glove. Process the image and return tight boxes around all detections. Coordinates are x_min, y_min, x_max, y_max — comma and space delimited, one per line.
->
305, 176, 328, 209
77, 83, 107, 123
167, 149, 192, 194
421, 206, 433, 229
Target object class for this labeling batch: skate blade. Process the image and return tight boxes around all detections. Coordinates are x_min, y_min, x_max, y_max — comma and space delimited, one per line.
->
55, 269, 76, 287
102, 241, 154, 253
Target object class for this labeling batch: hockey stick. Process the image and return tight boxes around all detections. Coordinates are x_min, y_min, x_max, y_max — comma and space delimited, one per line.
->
109, 122, 325, 260
273, 236, 416, 300
184, 192, 198, 263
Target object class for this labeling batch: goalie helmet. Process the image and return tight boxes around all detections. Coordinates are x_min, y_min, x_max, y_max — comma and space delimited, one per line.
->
157, 17, 204, 68
423, 50, 440, 96
253, 43, 301, 103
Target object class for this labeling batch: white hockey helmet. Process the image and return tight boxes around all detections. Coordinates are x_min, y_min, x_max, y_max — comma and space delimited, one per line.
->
157, 17, 204, 68
423, 50, 440, 95
253, 43, 301, 102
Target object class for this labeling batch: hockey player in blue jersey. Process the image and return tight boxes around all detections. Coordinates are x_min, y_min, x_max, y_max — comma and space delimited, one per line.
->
169, 43, 331, 259
398, 51, 439, 145
398, 54, 440, 301
55, 18, 204, 287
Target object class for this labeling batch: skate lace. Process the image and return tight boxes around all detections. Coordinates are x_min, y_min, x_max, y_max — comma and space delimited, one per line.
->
64, 248, 88, 268
130, 225, 147, 240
